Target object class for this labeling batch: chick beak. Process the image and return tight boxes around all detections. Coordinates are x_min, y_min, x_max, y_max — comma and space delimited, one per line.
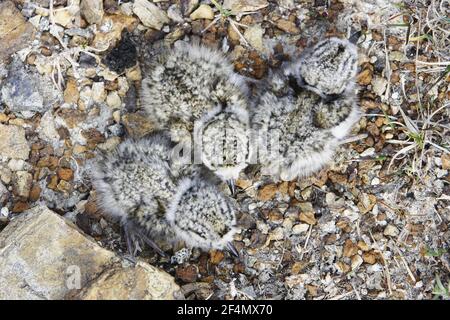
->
227, 242, 240, 258
227, 179, 236, 196
349, 30, 362, 44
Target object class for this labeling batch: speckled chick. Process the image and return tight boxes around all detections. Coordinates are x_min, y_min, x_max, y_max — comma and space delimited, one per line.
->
253, 88, 358, 181
166, 174, 238, 252
91, 132, 177, 255
252, 38, 360, 181
140, 42, 249, 143
284, 37, 358, 99
193, 105, 251, 184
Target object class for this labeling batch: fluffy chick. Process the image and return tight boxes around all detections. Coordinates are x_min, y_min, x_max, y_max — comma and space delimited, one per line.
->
284, 37, 358, 99
193, 105, 251, 189
92, 132, 237, 255
256, 90, 360, 181
251, 37, 360, 181
91, 132, 177, 255
166, 174, 238, 253
140, 42, 249, 143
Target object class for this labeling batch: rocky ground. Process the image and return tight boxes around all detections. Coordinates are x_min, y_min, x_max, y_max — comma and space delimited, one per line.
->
0, 0, 449, 300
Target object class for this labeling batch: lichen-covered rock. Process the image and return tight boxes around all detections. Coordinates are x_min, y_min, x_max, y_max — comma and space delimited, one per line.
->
0, 124, 30, 160
0, 182, 8, 205
0, 206, 182, 300
77, 261, 182, 300
1, 59, 61, 115
0, 206, 118, 299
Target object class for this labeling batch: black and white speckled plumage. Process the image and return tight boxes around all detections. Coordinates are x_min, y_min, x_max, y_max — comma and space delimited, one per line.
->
252, 37, 360, 181
140, 42, 250, 143
92, 132, 237, 253
166, 174, 238, 251
91, 133, 177, 251
285, 37, 358, 98
253, 89, 359, 181
194, 105, 251, 181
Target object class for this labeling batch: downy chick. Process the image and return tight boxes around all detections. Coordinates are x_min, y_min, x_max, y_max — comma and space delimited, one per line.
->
193, 105, 251, 193
166, 174, 239, 254
140, 42, 249, 143
91, 132, 177, 255
252, 37, 360, 181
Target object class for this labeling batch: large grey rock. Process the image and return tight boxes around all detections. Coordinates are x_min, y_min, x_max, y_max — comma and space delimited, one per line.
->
0, 124, 30, 160
0, 206, 118, 299
1, 59, 61, 114
77, 261, 183, 300
0, 206, 182, 300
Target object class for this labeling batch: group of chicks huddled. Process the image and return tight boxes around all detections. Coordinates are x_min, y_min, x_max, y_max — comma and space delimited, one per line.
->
91, 37, 360, 258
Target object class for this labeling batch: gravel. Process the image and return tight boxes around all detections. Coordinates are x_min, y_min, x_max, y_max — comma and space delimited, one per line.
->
0, 0, 448, 300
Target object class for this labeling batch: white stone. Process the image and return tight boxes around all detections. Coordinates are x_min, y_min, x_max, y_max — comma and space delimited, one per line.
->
12, 171, 32, 198
351, 255, 363, 270
106, 91, 122, 109
371, 177, 380, 185
372, 76, 388, 97
320, 221, 337, 234
0, 206, 181, 300
0, 166, 12, 184
133, 0, 170, 30
38, 111, 60, 142
270, 227, 284, 240
0, 182, 8, 204
360, 147, 375, 157
7, 159, 25, 171
98, 69, 119, 81
120, 2, 134, 16
0, 207, 9, 218
79, 86, 93, 107
78, 261, 182, 300
167, 4, 184, 23
244, 24, 264, 52
182, 0, 199, 15
342, 209, 359, 222
91, 82, 106, 103
117, 77, 129, 97
223, 0, 269, 13
282, 217, 293, 231
292, 223, 310, 234
53, 6, 78, 27
384, 224, 400, 237
189, 4, 214, 20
